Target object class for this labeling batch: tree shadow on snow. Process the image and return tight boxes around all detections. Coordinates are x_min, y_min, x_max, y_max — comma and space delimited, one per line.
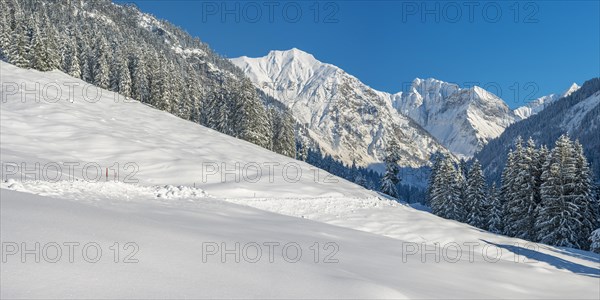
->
481, 240, 600, 278
548, 246, 600, 265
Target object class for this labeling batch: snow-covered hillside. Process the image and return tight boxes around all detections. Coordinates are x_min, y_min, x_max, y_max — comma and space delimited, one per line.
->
1, 63, 599, 299
231, 49, 449, 167
0, 61, 371, 199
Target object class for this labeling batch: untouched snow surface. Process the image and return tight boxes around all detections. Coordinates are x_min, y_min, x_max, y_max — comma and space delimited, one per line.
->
0, 61, 372, 199
1, 62, 599, 299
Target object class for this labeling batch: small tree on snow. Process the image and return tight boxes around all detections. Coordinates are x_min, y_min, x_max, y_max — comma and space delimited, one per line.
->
590, 229, 600, 254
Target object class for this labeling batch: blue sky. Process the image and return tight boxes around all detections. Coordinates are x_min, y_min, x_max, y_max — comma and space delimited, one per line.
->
115, 0, 599, 108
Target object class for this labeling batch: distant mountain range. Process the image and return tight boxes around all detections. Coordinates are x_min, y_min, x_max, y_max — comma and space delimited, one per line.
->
231, 49, 449, 168
232, 48, 581, 164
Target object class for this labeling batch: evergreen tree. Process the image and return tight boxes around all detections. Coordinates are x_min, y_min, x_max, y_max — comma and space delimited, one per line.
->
0, 3, 12, 60
38, 11, 60, 70
117, 54, 132, 98
131, 51, 149, 103
535, 135, 582, 248
29, 23, 58, 71
380, 137, 401, 198
457, 159, 469, 221
465, 159, 487, 228
573, 140, 598, 249
503, 137, 541, 239
487, 183, 503, 234
501, 150, 515, 236
7, 16, 29, 68
272, 111, 296, 158
233, 80, 271, 148
92, 36, 110, 89
65, 35, 81, 78
355, 173, 368, 187
426, 153, 442, 207
431, 155, 464, 221
79, 38, 93, 83
590, 229, 600, 254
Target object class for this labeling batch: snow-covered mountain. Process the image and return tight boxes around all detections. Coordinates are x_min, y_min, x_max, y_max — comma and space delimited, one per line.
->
232, 49, 583, 160
476, 78, 600, 183
514, 83, 580, 120
392, 78, 517, 157
2, 60, 598, 299
231, 49, 449, 168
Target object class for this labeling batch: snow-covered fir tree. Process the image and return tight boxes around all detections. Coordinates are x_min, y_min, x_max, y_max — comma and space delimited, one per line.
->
430, 155, 464, 221
501, 137, 543, 240
506, 138, 543, 240
573, 140, 599, 249
590, 229, 600, 254
487, 183, 503, 234
92, 36, 110, 89
271, 110, 296, 158
426, 153, 442, 207
465, 159, 487, 228
535, 135, 583, 248
65, 34, 81, 78
380, 137, 401, 198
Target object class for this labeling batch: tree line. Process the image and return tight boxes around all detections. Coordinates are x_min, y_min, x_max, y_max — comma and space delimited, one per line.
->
428, 135, 600, 252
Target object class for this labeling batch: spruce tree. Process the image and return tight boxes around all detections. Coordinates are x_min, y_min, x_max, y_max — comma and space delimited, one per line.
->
573, 141, 598, 249
431, 156, 464, 221
426, 154, 442, 207
0, 4, 11, 60
66, 35, 81, 78
503, 137, 541, 239
92, 36, 110, 89
466, 159, 487, 228
590, 229, 600, 254
272, 111, 296, 158
487, 183, 503, 234
131, 51, 149, 103
536, 135, 582, 248
7, 17, 30, 68
380, 138, 401, 198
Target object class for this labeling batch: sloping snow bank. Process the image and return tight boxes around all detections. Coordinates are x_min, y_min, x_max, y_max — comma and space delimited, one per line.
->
0, 61, 374, 199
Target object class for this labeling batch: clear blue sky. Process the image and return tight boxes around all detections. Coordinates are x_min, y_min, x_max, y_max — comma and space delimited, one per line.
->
114, 0, 599, 108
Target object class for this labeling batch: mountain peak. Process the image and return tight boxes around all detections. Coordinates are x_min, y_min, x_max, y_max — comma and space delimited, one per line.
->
562, 82, 580, 98
266, 48, 318, 63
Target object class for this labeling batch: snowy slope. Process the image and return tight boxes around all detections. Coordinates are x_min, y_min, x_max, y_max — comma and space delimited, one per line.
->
2, 63, 599, 299
2, 182, 599, 299
514, 83, 580, 120
231, 49, 449, 167
0, 61, 372, 199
